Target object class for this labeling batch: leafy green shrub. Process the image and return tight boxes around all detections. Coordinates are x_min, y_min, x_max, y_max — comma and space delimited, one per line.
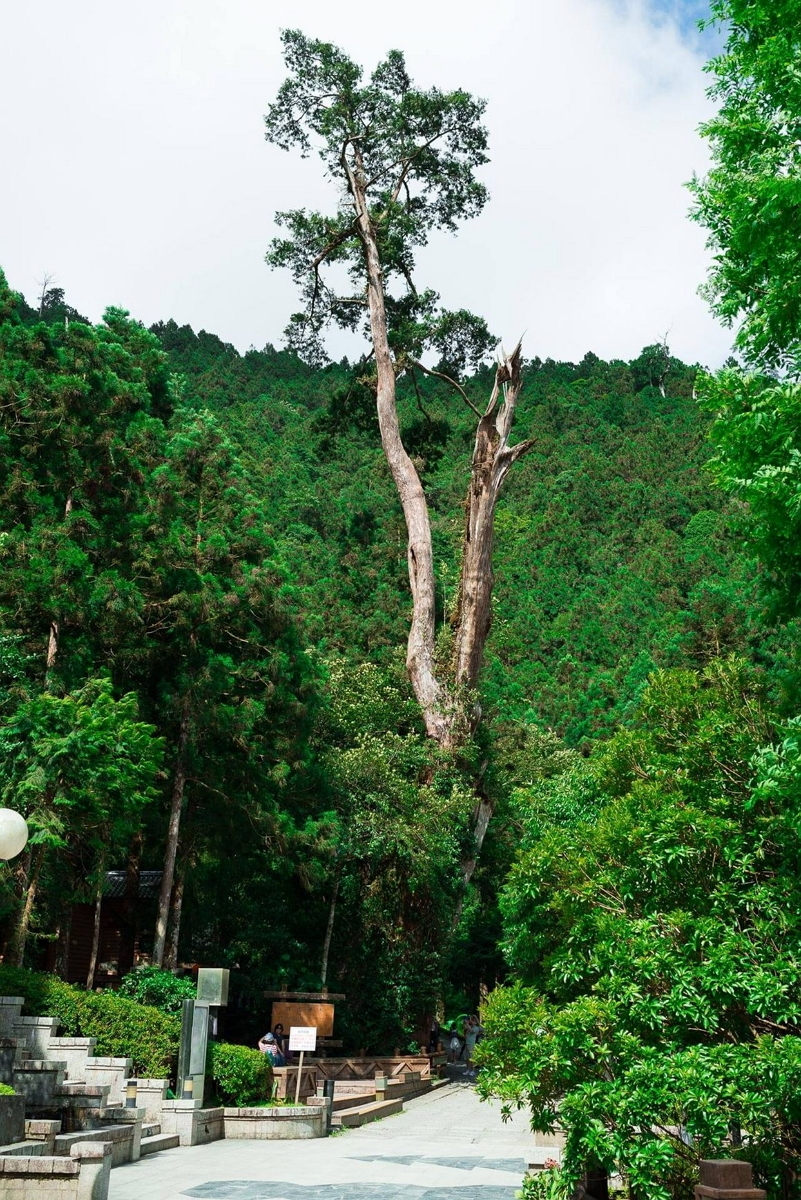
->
0, 966, 179, 1077
208, 1042, 272, 1106
118, 966, 196, 1015
82, 990, 179, 1078
0, 1083, 16, 1096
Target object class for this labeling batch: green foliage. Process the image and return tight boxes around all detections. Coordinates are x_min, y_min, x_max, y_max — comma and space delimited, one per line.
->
0, 1084, 17, 1096
689, 0, 801, 369
117, 967, 196, 1015
208, 1041, 272, 1106
697, 369, 801, 621
0, 966, 179, 1077
265, 32, 490, 367
0, 678, 163, 853
479, 660, 801, 1197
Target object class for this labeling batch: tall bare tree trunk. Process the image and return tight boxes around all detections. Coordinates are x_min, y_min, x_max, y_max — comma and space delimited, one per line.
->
53, 910, 72, 979
86, 853, 106, 989
164, 852, 187, 971
45, 492, 74, 687
343, 159, 533, 896
350, 168, 450, 745
118, 833, 142, 978
11, 848, 44, 967
153, 695, 191, 966
320, 871, 341, 990
453, 347, 530, 694
349, 171, 532, 756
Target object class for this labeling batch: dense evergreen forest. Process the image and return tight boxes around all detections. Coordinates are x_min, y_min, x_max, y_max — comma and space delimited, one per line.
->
3, 1, 801, 1196
2, 274, 786, 1044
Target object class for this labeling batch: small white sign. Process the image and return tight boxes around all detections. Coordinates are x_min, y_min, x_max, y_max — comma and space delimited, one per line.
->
288, 1025, 318, 1052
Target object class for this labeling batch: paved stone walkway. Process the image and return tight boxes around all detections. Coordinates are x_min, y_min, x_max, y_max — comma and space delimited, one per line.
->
108, 1083, 538, 1200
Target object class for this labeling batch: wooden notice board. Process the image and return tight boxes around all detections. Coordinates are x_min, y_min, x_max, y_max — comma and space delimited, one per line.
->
271, 1001, 334, 1037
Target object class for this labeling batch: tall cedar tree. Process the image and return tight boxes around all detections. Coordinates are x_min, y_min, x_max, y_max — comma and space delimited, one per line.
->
265, 32, 533, 878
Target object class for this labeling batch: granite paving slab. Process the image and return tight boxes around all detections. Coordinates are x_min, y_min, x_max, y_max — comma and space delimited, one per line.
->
109, 1083, 538, 1200
184, 1186, 518, 1200
349, 1155, 526, 1174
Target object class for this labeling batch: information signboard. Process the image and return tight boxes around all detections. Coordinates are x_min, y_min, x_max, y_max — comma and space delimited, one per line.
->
288, 1025, 318, 1052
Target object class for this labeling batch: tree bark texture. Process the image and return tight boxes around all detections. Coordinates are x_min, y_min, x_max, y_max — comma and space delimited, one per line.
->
153, 695, 191, 967
350, 168, 449, 745
45, 492, 74, 686
11, 847, 44, 968
351, 171, 532, 748
163, 863, 185, 971
118, 833, 142, 979
86, 857, 105, 989
53, 910, 72, 979
320, 870, 341, 990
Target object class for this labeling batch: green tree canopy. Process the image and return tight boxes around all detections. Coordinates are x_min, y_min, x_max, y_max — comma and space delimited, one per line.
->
689, 0, 801, 370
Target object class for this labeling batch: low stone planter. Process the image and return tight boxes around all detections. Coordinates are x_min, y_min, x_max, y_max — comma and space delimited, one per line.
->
0, 1092, 24, 1146
223, 1104, 325, 1140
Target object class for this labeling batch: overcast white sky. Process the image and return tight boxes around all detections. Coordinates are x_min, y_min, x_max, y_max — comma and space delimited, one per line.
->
1, 0, 731, 368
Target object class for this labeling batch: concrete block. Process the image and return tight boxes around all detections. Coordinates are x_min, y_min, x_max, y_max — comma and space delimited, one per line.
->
13, 1061, 66, 1106
83, 1060, 132, 1107
0, 1093, 25, 1145
47, 1039, 97, 1081
72, 1142, 112, 1200
161, 1103, 224, 1147
0, 1000, 24, 1038
12, 1017, 59, 1060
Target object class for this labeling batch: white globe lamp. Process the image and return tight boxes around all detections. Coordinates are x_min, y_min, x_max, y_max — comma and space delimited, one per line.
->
0, 810, 29, 861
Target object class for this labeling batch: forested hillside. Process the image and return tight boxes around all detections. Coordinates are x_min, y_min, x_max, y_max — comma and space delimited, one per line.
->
151, 317, 771, 742
1, 270, 781, 1052
5, 3, 801, 1196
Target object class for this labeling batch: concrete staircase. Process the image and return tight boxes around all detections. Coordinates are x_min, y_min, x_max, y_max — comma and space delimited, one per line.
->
328, 1070, 445, 1129
0, 995, 177, 1164
140, 1121, 180, 1156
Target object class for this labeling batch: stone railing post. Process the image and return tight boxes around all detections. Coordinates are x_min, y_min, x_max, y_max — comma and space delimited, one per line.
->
695, 1159, 766, 1200
73, 1140, 112, 1200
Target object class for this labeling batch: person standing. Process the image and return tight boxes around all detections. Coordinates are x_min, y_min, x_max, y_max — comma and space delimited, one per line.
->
258, 1031, 286, 1066
464, 1015, 483, 1070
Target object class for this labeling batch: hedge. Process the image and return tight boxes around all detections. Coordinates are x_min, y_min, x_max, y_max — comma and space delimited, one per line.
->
0, 966, 179, 1078
208, 1041, 273, 1106
117, 966, 196, 1015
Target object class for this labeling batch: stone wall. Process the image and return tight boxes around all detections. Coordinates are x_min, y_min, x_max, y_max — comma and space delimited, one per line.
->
161, 1101, 225, 1147
223, 1105, 325, 1140
0, 1140, 111, 1200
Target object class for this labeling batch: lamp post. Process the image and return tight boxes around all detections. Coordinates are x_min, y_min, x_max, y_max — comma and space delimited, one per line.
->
0, 810, 28, 861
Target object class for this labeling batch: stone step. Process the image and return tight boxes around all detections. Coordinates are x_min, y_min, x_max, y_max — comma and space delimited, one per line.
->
57, 1083, 110, 1099
140, 1132, 180, 1155
332, 1092, 377, 1112
333, 1097, 404, 1128
54, 1124, 135, 1169
142, 1122, 161, 1137
0, 1141, 46, 1157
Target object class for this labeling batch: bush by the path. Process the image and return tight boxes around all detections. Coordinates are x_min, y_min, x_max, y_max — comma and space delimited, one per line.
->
208, 1041, 272, 1106
117, 966, 196, 1015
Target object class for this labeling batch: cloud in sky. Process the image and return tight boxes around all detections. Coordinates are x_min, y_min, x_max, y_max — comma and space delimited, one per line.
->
0, 0, 731, 368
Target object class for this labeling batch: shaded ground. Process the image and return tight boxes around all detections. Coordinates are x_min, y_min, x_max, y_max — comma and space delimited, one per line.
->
109, 1083, 539, 1200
